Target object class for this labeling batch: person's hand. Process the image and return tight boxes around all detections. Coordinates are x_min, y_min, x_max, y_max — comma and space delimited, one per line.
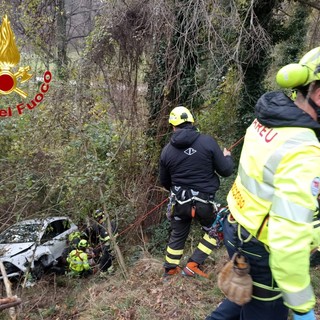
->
223, 148, 231, 157
293, 309, 316, 320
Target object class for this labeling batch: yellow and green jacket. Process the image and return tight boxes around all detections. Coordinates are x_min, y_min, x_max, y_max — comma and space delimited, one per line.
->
228, 91, 320, 313
67, 249, 90, 273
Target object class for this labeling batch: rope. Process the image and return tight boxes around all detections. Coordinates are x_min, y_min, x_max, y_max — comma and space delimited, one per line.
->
115, 137, 244, 237
228, 136, 244, 151
117, 197, 169, 237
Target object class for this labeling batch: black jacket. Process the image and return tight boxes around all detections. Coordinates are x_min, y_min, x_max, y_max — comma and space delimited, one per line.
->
159, 126, 234, 195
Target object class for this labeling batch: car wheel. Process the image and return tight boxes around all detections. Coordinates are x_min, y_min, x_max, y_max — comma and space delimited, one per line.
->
31, 262, 45, 280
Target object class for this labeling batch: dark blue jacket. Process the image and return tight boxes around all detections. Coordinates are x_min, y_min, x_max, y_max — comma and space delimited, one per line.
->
159, 126, 234, 195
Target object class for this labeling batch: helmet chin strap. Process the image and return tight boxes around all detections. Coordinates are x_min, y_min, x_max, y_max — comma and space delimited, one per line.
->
306, 81, 320, 119
308, 97, 320, 119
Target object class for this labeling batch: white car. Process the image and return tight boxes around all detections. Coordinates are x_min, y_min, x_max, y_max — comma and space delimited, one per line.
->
0, 216, 78, 280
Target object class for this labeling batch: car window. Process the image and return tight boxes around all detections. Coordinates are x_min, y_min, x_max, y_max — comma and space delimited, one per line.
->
41, 219, 71, 243
0, 223, 41, 244
52, 219, 71, 234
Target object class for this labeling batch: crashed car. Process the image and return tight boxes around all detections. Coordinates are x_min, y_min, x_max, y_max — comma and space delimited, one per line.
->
0, 216, 78, 280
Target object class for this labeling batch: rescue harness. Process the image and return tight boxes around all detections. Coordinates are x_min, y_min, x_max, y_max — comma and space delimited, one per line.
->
169, 187, 219, 217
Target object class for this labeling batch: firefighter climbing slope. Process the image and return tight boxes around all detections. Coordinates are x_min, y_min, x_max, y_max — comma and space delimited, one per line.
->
159, 106, 234, 278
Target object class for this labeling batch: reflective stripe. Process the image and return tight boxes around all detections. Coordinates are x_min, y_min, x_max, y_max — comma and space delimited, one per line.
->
264, 134, 310, 179
197, 233, 217, 254
100, 235, 110, 242
171, 189, 218, 207
69, 260, 84, 265
197, 243, 212, 255
239, 164, 274, 201
68, 256, 88, 272
234, 127, 317, 308
203, 233, 217, 246
272, 194, 314, 223
175, 196, 216, 205
167, 247, 184, 255
197, 242, 212, 254
239, 131, 317, 222
252, 281, 282, 301
237, 224, 253, 243
282, 284, 314, 307
252, 293, 283, 302
165, 256, 180, 265
240, 132, 314, 203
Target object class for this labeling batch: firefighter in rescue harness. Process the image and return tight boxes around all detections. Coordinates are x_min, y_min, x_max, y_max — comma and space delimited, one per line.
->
206, 47, 320, 320
66, 239, 93, 277
54, 230, 85, 275
85, 209, 114, 273
159, 106, 234, 278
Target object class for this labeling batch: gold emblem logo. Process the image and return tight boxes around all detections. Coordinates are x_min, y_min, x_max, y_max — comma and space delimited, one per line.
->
0, 15, 32, 98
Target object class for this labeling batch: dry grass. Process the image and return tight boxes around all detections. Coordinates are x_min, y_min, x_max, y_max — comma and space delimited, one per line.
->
0, 248, 228, 320
77, 254, 225, 320
1, 247, 320, 320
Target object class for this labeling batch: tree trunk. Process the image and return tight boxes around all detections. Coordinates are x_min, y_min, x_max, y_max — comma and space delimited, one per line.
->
56, 0, 68, 80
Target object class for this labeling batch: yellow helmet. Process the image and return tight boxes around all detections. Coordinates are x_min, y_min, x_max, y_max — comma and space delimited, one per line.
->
276, 47, 320, 89
93, 209, 104, 220
68, 231, 82, 242
78, 239, 89, 249
169, 106, 194, 126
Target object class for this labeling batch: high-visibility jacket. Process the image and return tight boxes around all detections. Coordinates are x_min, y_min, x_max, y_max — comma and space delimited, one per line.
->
228, 91, 320, 313
68, 231, 82, 242
67, 249, 90, 273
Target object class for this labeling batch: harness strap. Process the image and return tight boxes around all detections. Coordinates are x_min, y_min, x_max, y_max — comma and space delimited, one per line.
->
170, 188, 219, 219
228, 214, 267, 248
73, 250, 84, 261
175, 196, 217, 219
228, 214, 281, 301
175, 196, 216, 205
252, 282, 282, 301
191, 206, 196, 218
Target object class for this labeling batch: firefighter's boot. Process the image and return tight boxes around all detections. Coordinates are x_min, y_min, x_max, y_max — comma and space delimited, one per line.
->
182, 262, 209, 278
163, 266, 182, 277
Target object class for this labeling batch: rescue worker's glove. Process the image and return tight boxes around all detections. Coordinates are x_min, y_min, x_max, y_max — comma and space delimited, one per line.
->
293, 310, 316, 320
217, 252, 253, 306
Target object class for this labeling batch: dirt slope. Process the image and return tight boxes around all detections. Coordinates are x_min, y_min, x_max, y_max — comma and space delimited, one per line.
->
2, 249, 320, 320
0, 250, 227, 320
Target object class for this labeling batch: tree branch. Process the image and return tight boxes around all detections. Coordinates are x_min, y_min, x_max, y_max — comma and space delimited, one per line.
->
295, 0, 320, 10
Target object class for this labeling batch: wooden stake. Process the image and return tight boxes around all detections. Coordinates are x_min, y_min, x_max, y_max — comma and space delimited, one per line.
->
0, 261, 18, 319
99, 186, 129, 279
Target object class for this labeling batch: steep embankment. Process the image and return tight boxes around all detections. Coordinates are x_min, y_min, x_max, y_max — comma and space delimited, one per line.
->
1, 250, 228, 320
2, 249, 320, 319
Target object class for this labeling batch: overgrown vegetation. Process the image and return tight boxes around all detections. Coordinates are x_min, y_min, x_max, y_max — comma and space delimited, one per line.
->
0, 0, 320, 318
0, 0, 319, 232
